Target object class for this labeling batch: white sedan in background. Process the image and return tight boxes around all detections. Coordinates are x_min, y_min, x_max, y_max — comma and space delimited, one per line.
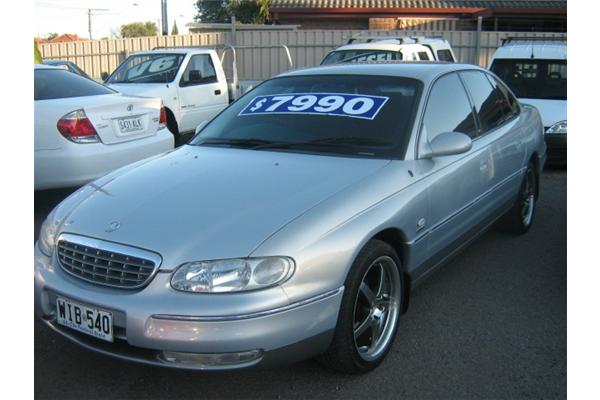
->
34, 65, 174, 190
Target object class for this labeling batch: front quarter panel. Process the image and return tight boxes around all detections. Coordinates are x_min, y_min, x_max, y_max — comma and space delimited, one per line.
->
251, 161, 432, 304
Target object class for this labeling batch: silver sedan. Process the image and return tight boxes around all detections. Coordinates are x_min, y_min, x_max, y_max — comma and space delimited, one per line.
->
35, 62, 546, 373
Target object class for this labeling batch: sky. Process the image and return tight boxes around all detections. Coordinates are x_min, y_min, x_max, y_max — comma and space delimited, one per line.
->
35, 0, 199, 39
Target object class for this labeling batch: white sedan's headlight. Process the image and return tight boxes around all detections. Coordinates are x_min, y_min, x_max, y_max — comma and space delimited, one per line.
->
38, 208, 60, 257
171, 257, 295, 293
546, 120, 567, 134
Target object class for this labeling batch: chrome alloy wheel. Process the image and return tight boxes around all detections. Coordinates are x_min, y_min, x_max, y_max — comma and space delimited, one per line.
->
521, 168, 536, 227
352, 256, 402, 362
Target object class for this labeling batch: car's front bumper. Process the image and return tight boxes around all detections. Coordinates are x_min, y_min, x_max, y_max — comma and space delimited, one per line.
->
544, 133, 567, 165
34, 246, 342, 370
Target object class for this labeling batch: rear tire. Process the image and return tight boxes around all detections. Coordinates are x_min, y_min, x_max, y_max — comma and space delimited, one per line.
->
317, 240, 403, 374
165, 110, 185, 147
498, 161, 538, 234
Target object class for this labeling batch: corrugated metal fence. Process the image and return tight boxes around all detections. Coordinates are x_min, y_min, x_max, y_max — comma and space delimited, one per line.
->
39, 30, 566, 80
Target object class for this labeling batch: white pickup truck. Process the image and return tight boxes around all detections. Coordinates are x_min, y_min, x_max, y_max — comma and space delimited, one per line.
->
104, 46, 293, 140
321, 35, 457, 65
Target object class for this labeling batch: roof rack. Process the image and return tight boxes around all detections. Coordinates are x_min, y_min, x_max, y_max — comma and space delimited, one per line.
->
501, 36, 566, 45
345, 34, 447, 45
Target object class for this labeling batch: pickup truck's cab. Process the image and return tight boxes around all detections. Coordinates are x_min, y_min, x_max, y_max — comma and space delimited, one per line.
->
489, 38, 567, 164
321, 36, 456, 65
105, 49, 230, 136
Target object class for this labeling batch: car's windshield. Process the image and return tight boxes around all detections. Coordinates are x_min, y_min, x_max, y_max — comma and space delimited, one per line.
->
190, 75, 422, 159
107, 53, 185, 84
490, 58, 566, 100
321, 50, 402, 65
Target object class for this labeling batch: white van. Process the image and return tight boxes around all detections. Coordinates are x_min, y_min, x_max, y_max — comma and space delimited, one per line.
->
489, 37, 566, 164
321, 36, 456, 65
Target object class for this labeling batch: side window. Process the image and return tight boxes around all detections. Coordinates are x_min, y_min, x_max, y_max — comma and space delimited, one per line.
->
436, 49, 454, 62
418, 51, 430, 61
488, 74, 520, 116
422, 73, 478, 141
180, 54, 217, 87
460, 70, 509, 133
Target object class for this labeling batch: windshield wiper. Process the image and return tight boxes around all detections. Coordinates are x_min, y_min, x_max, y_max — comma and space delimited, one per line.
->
195, 138, 276, 148
250, 136, 392, 150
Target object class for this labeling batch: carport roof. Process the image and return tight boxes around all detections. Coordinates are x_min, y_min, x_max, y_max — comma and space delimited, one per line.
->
270, 0, 567, 9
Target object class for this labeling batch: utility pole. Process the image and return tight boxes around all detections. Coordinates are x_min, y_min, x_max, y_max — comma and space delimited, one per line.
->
161, 0, 168, 36
88, 8, 109, 40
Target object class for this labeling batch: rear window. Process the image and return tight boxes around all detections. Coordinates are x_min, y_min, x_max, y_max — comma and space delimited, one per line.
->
460, 71, 510, 133
34, 69, 114, 101
490, 58, 566, 100
436, 49, 454, 62
418, 52, 430, 61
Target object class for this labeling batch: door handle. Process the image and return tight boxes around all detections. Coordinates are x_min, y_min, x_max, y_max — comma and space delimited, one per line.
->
214, 90, 221, 95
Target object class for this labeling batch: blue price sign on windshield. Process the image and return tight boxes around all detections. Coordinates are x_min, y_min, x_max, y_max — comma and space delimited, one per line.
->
239, 93, 389, 120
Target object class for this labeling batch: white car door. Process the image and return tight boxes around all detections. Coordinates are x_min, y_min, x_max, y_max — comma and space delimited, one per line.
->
177, 54, 228, 133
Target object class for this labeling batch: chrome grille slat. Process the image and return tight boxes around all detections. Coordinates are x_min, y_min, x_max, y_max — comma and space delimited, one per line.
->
58, 258, 143, 284
57, 250, 151, 275
58, 243, 154, 270
56, 234, 161, 289
57, 250, 145, 275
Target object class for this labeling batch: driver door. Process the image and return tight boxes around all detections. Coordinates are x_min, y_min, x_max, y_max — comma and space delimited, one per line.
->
419, 72, 490, 266
177, 54, 228, 133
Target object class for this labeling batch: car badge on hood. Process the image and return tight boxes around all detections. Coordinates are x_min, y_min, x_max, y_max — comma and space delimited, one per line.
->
105, 221, 121, 232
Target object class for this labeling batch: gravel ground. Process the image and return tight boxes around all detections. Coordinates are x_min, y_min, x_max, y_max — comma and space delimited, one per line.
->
34, 168, 566, 400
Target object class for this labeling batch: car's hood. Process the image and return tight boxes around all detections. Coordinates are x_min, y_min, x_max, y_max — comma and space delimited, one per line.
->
519, 98, 566, 127
107, 83, 169, 99
62, 146, 390, 270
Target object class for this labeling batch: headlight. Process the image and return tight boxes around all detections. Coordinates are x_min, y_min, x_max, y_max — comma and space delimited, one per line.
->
38, 208, 60, 257
546, 120, 567, 134
170, 257, 295, 293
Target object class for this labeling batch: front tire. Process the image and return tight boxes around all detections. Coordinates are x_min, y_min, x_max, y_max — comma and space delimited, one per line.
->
318, 240, 403, 374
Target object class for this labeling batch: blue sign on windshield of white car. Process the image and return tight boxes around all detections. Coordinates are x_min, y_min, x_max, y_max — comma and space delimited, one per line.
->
239, 93, 389, 120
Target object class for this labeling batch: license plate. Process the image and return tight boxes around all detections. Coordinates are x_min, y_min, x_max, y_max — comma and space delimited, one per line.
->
117, 117, 143, 134
56, 297, 113, 342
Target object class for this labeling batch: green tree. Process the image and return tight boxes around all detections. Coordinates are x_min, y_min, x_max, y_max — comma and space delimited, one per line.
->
120, 22, 158, 38
34, 40, 43, 64
171, 20, 179, 35
194, 0, 230, 23
45, 32, 58, 41
194, 1, 271, 24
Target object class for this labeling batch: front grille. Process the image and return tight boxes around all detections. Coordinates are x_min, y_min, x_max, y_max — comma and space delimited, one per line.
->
56, 235, 160, 289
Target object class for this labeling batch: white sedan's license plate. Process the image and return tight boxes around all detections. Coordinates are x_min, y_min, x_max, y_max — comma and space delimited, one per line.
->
56, 297, 113, 342
118, 117, 143, 134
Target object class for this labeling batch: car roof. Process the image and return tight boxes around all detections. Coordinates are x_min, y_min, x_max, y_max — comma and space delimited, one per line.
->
43, 59, 69, 65
134, 48, 214, 56
332, 42, 429, 52
34, 64, 60, 70
493, 42, 566, 60
278, 62, 483, 82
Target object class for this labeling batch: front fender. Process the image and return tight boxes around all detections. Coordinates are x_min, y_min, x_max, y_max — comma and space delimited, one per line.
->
251, 161, 431, 304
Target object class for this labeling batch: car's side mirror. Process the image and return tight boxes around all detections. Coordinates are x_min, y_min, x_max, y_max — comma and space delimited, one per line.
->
420, 131, 472, 159
194, 120, 208, 135
101, 72, 109, 82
